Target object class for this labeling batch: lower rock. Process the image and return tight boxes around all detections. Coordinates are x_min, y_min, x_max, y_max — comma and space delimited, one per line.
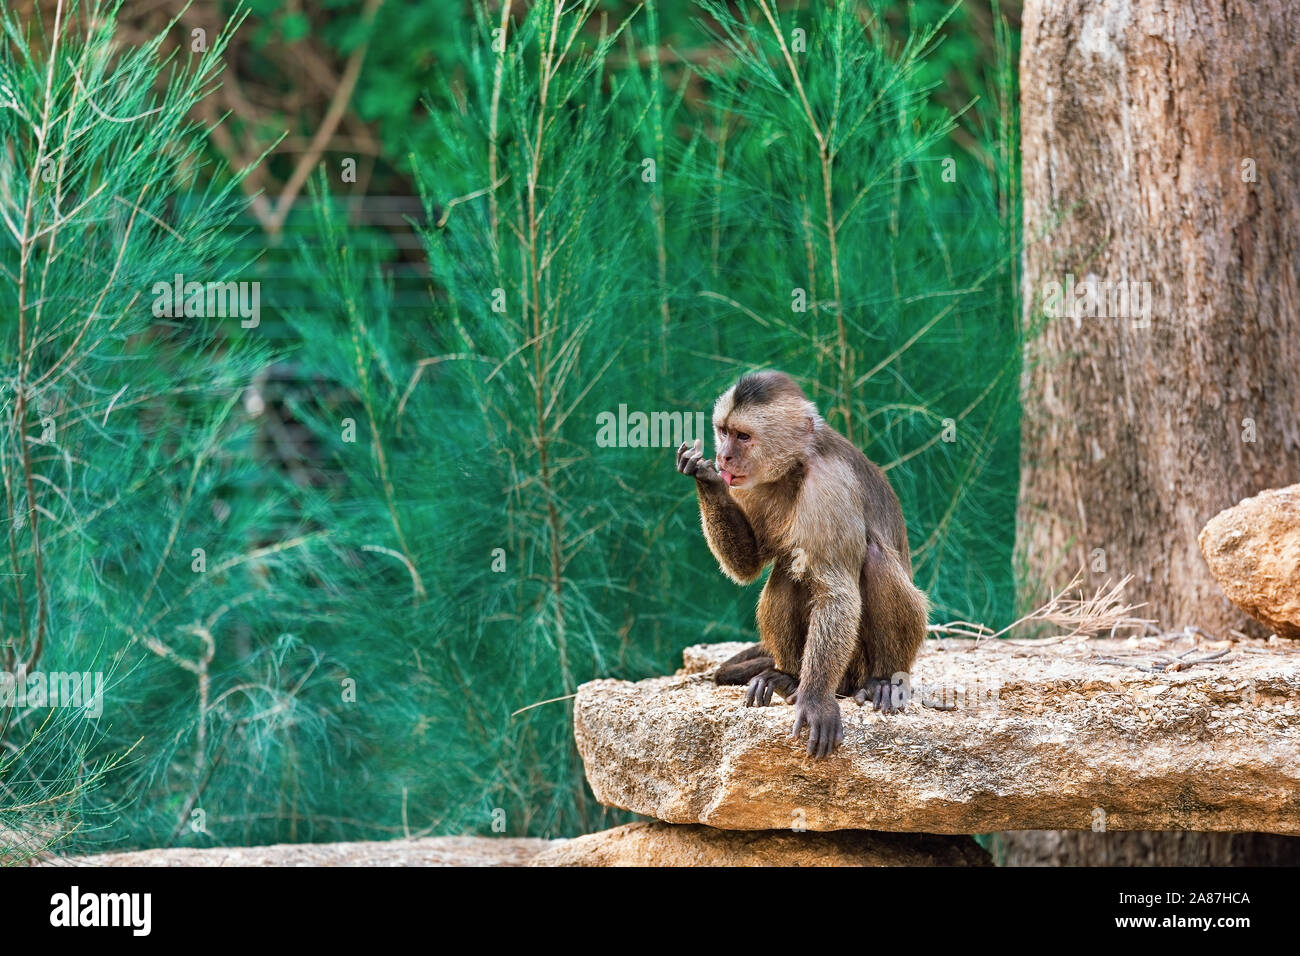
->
47, 837, 552, 867
529, 821, 990, 866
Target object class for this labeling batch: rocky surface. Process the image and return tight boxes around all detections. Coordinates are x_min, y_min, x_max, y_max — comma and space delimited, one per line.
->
1200, 484, 1300, 639
575, 636, 1300, 833
46, 836, 551, 867
529, 821, 989, 866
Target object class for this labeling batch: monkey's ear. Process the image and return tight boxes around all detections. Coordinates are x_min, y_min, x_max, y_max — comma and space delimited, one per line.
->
804, 404, 824, 433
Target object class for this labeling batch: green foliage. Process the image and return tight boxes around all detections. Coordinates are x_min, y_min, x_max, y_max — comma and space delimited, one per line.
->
290, 0, 1022, 835
0, 1, 351, 852
1, 0, 1020, 851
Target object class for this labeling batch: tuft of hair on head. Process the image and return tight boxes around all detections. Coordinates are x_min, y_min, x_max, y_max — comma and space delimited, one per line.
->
729, 370, 803, 411
734, 371, 820, 428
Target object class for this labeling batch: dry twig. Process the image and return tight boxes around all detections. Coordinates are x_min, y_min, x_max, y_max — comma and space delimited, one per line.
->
928, 566, 1155, 643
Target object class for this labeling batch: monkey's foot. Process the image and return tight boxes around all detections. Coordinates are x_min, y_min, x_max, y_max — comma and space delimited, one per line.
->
790, 692, 844, 758
744, 668, 798, 707
715, 645, 775, 686
854, 677, 907, 714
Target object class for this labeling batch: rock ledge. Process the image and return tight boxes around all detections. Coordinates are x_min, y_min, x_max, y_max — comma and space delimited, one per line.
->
575, 636, 1300, 833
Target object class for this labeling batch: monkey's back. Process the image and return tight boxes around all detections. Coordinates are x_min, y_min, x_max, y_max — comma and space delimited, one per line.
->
811, 424, 912, 573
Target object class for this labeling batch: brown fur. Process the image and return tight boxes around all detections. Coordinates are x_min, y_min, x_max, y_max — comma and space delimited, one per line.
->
688, 371, 928, 706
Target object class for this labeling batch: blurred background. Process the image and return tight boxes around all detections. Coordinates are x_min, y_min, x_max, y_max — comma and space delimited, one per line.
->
0, 0, 1021, 857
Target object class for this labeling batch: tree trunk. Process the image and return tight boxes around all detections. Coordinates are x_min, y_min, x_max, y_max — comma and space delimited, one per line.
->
993, 831, 1300, 867
1016, 0, 1300, 866
1018, 0, 1300, 638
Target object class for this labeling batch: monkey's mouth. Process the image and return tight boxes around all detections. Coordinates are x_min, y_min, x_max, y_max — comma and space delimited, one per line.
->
721, 470, 746, 487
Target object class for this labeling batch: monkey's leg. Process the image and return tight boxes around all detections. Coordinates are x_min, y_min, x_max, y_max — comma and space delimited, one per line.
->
714, 644, 775, 686
743, 559, 805, 708
756, 559, 807, 674
854, 541, 929, 714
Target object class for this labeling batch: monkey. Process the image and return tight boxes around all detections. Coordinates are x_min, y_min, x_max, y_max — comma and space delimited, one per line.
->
675, 370, 929, 757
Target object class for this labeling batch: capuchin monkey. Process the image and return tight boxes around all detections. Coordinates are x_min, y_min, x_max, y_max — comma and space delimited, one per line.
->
676, 371, 929, 757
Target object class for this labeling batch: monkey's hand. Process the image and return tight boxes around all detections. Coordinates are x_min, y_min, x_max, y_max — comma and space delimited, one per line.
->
744, 668, 798, 707
790, 690, 844, 758
676, 439, 724, 488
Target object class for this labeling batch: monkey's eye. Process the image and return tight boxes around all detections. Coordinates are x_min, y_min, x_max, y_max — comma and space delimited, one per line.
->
737, 432, 750, 442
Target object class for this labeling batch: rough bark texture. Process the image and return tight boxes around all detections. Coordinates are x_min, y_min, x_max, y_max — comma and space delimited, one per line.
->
993, 830, 1300, 866
1017, 0, 1300, 865
573, 641, 1300, 834
529, 822, 991, 867
1017, 0, 1300, 636
1199, 484, 1300, 639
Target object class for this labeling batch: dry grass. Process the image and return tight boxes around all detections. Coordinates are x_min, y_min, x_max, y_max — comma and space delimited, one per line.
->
929, 567, 1156, 643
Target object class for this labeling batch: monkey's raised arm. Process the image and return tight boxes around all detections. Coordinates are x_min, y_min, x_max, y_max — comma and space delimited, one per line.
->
697, 482, 767, 584
676, 440, 766, 584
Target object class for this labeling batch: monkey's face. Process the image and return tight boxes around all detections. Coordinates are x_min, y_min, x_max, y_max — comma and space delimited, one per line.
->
713, 419, 756, 487
712, 371, 819, 488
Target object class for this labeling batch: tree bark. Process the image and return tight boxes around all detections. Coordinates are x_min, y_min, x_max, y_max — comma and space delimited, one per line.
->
993, 830, 1300, 867
1016, 0, 1300, 866
1018, 0, 1300, 637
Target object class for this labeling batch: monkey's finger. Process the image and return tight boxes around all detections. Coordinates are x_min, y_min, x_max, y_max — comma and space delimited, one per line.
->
831, 717, 843, 754
744, 678, 759, 707
790, 711, 805, 740
853, 688, 868, 706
